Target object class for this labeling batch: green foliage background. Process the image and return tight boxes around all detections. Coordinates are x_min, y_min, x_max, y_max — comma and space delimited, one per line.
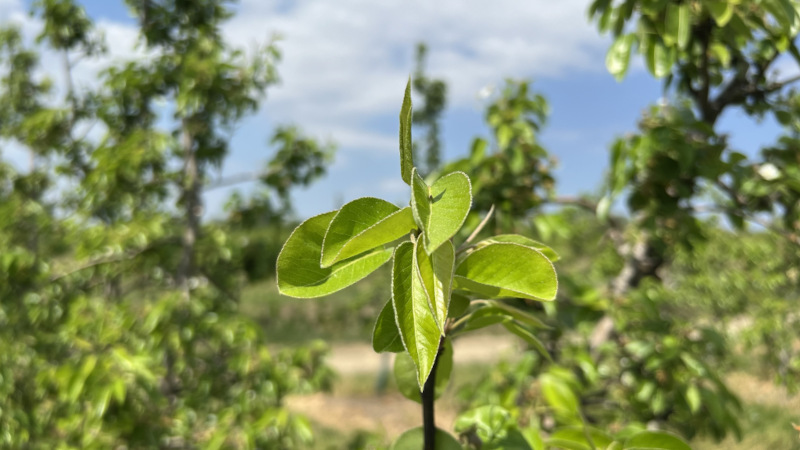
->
2, 0, 800, 449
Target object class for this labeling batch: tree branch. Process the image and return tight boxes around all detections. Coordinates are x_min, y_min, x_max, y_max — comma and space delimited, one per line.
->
203, 171, 261, 192
51, 238, 178, 282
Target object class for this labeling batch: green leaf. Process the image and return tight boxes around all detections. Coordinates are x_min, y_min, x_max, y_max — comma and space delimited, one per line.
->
521, 427, 546, 450
503, 321, 552, 362
391, 427, 462, 450
548, 427, 614, 450
455, 243, 557, 301
392, 241, 441, 389
277, 211, 393, 298
460, 312, 508, 333
709, 43, 731, 67
461, 301, 550, 331
623, 431, 691, 450
665, 3, 691, 49
321, 197, 415, 267
411, 168, 431, 229
373, 299, 405, 353
596, 195, 612, 221
411, 169, 473, 254
448, 293, 471, 318
399, 77, 413, 185
540, 373, 580, 419
706, 0, 734, 26
763, 0, 797, 31
470, 138, 488, 164
606, 34, 636, 81
473, 234, 560, 262
646, 41, 673, 78
454, 405, 514, 446
416, 239, 455, 333
394, 338, 453, 403
685, 384, 702, 414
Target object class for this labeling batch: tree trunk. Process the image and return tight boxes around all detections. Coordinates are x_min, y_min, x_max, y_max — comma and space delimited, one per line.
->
177, 118, 200, 290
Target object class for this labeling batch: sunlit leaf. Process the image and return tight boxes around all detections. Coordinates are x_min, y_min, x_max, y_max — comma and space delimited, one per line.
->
399, 77, 413, 185
455, 242, 557, 301
416, 239, 455, 333
665, 3, 691, 49
321, 197, 414, 267
540, 373, 580, 419
277, 211, 393, 297
623, 431, 691, 450
706, 0, 733, 26
372, 299, 405, 353
411, 168, 472, 254
392, 241, 441, 389
606, 34, 636, 80
473, 234, 560, 262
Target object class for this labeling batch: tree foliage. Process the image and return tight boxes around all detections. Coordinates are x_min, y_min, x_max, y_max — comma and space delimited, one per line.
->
0, 1, 334, 447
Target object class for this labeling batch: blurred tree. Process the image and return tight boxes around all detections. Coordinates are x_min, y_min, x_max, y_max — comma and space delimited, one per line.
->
412, 42, 447, 176
588, 0, 800, 383
0, 0, 334, 447
453, 1, 800, 445
441, 79, 555, 233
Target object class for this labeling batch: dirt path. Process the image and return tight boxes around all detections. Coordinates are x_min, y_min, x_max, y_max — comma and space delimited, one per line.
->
324, 334, 519, 375
285, 334, 520, 439
287, 334, 800, 446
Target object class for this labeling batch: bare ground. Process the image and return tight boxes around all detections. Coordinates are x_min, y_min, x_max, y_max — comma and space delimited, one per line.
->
286, 334, 800, 447
285, 334, 519, 439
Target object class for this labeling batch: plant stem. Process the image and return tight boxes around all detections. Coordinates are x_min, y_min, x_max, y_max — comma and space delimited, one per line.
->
422, 338, 444, 450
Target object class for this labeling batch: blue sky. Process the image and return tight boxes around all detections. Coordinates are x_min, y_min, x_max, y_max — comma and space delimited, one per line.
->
1, 0, 787, 219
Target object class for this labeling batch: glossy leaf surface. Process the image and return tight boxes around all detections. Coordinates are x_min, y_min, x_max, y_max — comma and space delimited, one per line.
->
321, 197, 414, 267
372, 299, 405, 353
399, 77, 413, 185
411, 168, 472, 254
455, 242, 557, 301
277, 211, 392, 297
391, 241, 440, 389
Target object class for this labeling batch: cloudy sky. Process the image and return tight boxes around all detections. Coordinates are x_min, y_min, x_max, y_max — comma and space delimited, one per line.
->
1, 0, 784, 218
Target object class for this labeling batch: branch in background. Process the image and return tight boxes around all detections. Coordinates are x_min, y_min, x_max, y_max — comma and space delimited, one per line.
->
461, 204, 495, 248
550, 195, 597, 212
203, 171, 261, 192
699, 18, 713, 122
692, 203, 799, 245
548, 196, 626, 249
51, 238, 179, 282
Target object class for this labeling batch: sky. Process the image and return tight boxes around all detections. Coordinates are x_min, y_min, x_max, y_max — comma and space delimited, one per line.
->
0, 0, 788, 219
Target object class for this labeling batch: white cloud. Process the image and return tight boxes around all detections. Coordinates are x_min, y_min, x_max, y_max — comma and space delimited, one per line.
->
224, 0, 605, 154
1, 0, 609, 216
229, 1, 602, 110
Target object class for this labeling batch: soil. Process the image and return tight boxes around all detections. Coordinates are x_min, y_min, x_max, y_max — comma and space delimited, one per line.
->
285, 334, 520, 439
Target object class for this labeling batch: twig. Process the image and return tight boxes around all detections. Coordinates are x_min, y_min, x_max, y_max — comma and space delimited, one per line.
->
462, 204, 495, 246
50, 238, 179, 281
203, 171, 261, 192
